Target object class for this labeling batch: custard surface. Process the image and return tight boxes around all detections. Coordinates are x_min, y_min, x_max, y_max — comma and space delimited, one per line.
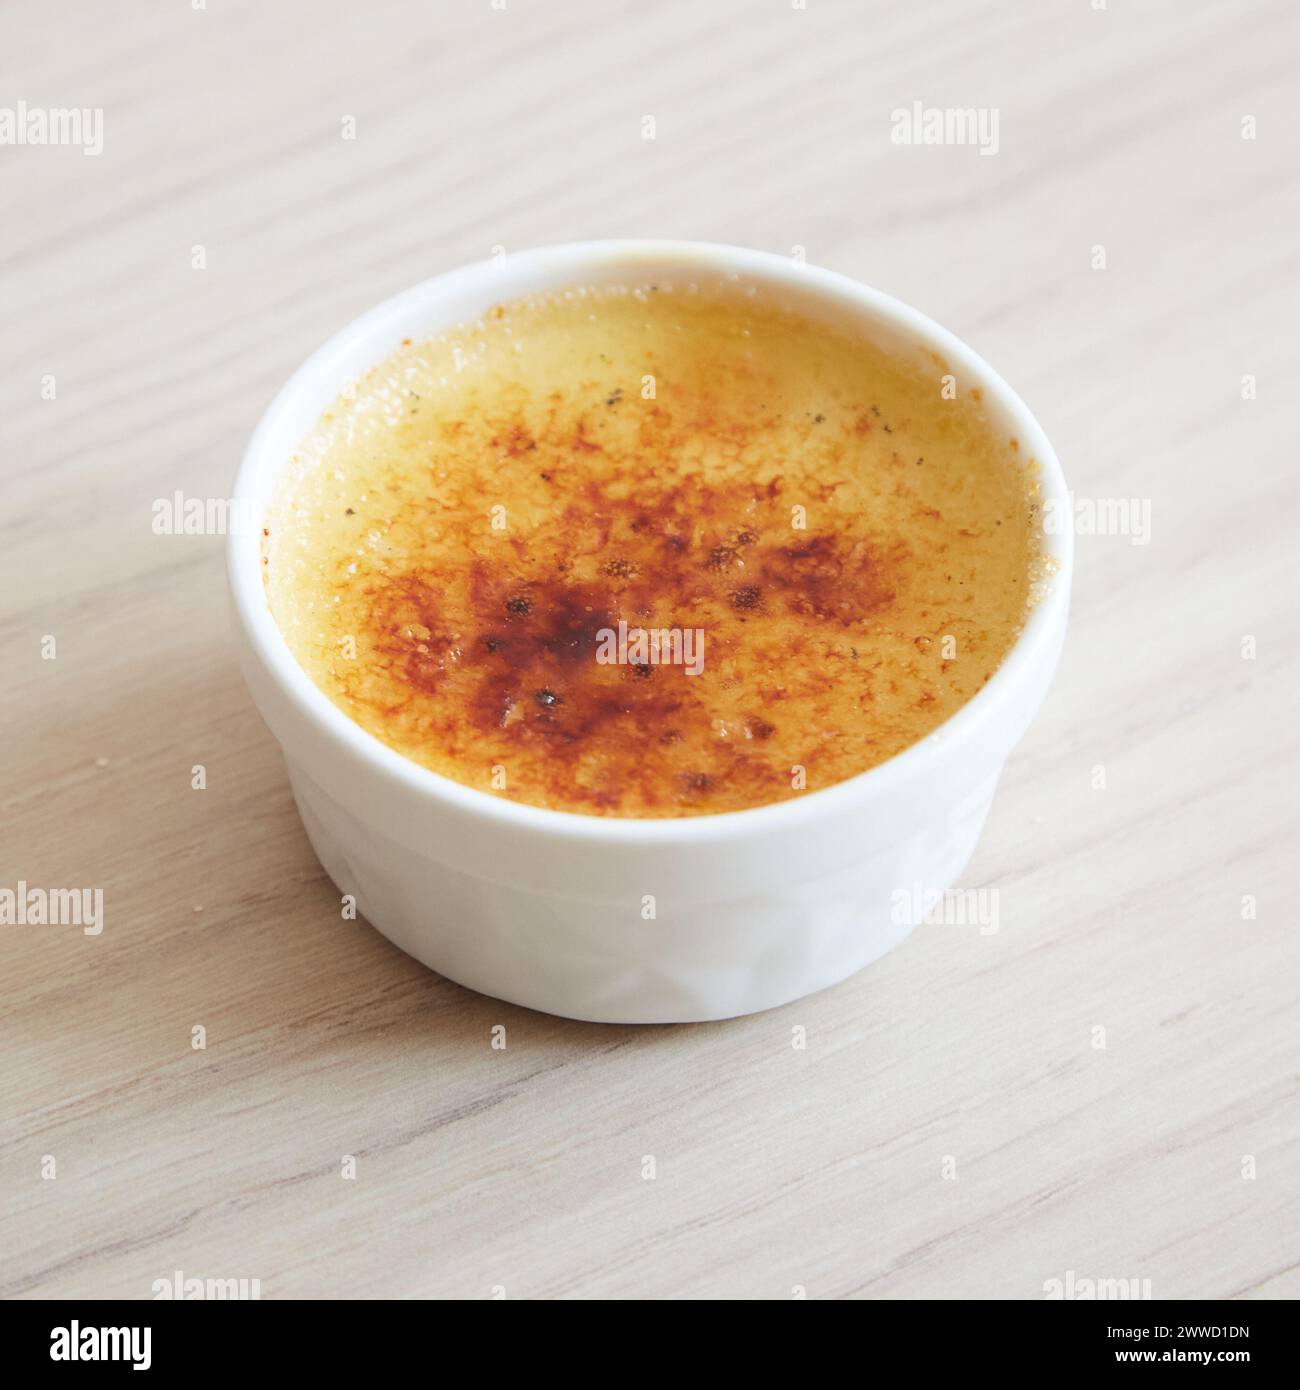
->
264, 284, 1042, 816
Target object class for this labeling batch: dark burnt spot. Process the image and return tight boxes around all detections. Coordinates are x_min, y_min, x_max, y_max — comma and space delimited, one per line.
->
749, 720, 776, 740
505, 595, 532, 617
469, 588, 619, 746
708, 546, 738, 571
736, 530, 757, 545
464, 577, 619, 740
542, 590, 614, 664
730, 584, 761, 610
758, 534, 894, 624
632, 663, 652, 678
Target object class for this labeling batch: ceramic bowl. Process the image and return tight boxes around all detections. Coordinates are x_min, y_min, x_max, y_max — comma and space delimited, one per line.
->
228, 241, 1071, 1023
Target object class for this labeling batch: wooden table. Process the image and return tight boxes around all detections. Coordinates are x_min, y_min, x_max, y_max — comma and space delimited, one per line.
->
3, 0, 1296, 1299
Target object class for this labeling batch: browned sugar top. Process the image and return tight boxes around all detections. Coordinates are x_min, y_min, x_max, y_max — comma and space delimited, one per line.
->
264, 284, 1042, 816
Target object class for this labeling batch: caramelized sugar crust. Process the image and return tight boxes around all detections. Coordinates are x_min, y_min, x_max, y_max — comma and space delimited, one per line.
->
264, 284, 1040, 816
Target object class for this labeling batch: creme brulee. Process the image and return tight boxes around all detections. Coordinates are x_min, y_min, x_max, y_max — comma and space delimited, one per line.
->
263, 283, 1046, 817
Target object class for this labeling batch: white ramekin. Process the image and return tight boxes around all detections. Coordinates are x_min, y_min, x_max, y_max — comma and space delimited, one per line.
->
228, 241, 1071, 1023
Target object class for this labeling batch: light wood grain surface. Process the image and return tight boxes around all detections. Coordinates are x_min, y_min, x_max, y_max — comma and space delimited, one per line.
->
3, 0, 1297, 1300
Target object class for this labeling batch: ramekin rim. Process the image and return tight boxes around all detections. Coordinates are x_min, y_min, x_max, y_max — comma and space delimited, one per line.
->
228, 238, 1072, 845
